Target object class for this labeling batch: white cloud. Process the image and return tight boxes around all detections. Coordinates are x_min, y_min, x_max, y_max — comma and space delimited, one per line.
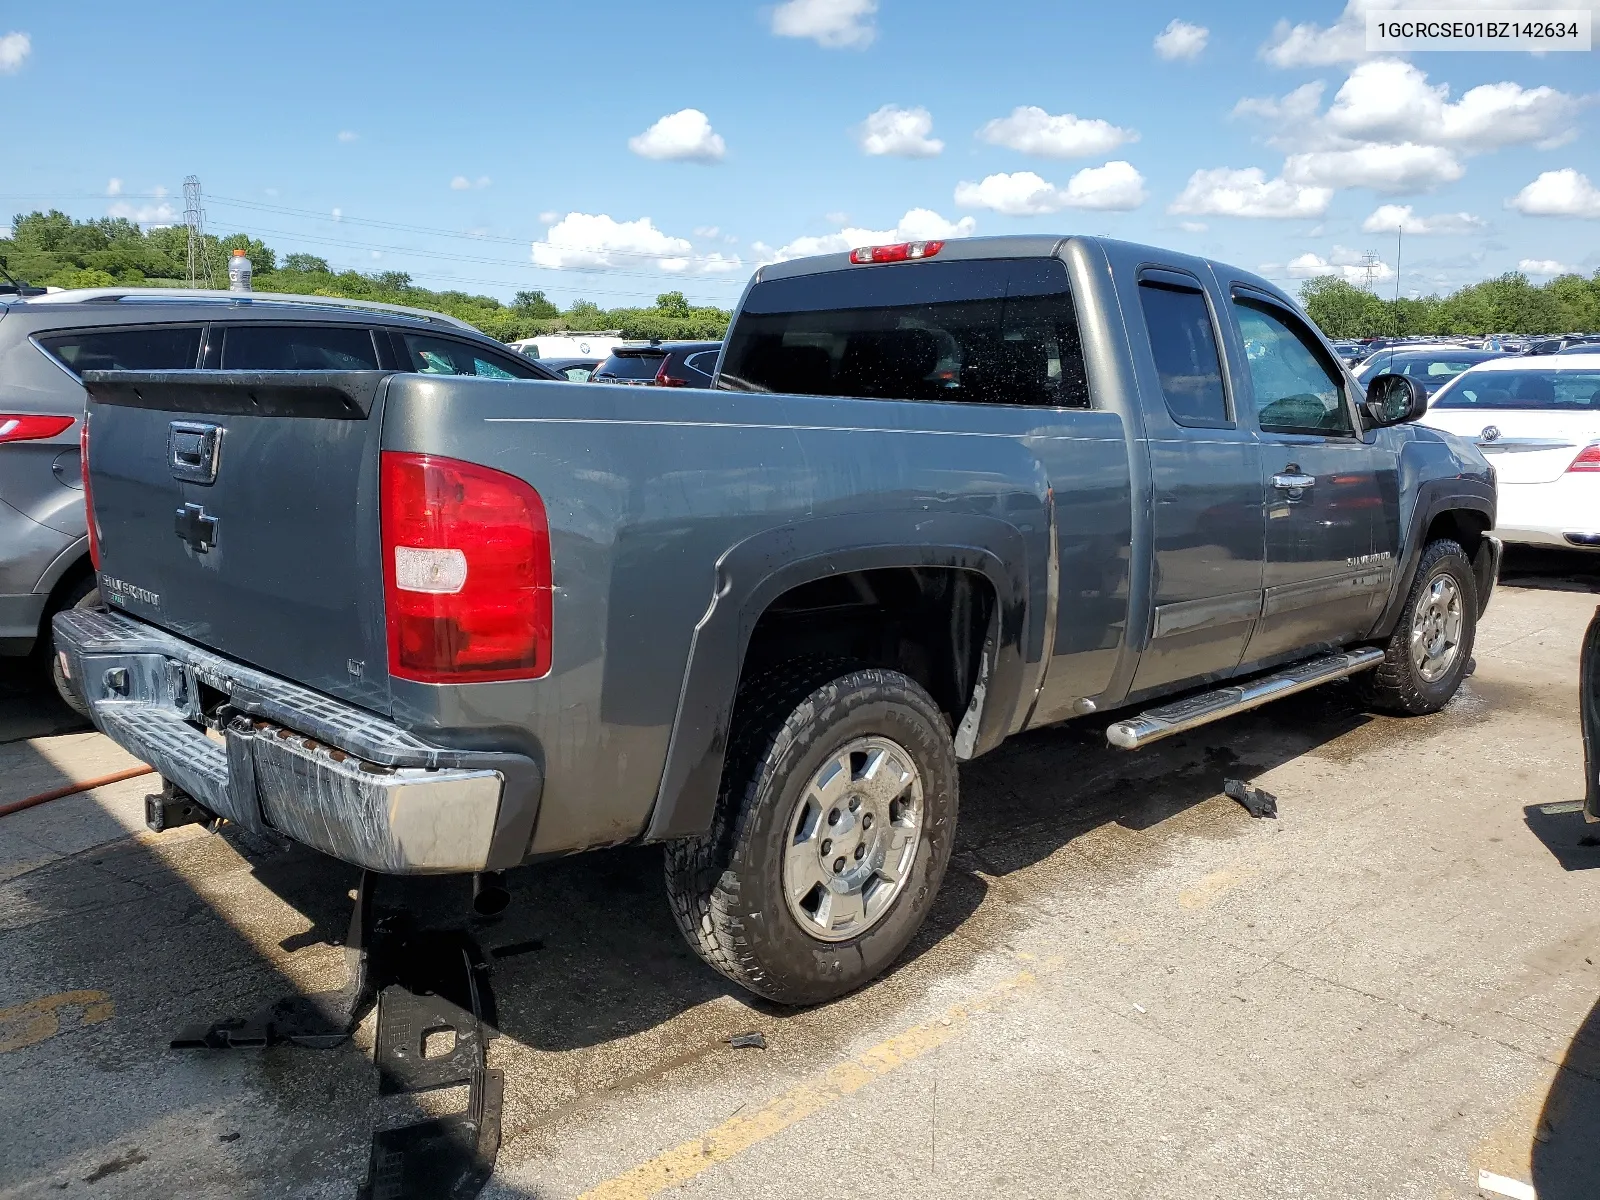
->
855, 105, 943, 157
628, 109, 726, 163
106, 178, 122, 197
1287, 246, 1394, 282
0, 32, 30, 73
1260, 0, 1600, 68
1170, 167, 1333, 218
107, 200, 178, 225
450, 175, 491, 190
1507, 168, 1600, 218
1153, 19, 1208, 61
756, 208, 976, 264
538, 210, 559, 225
1283, 143, 1464, 193
532, 212, 739, 275
337, 130, 358, 143
771, 0, 876, 48
1178, 220, 1208, 233
1323, 60, 1582, 153
1361, 204, 1485, 234
1519, 258, 1580, 276
693, 225, 720, 238
332, 208, 343, 222
977, 106, 1137, 159
955, 164, 1147, 215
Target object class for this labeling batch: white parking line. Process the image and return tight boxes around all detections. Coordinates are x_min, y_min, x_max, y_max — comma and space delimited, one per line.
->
1478, 1168, 1537, 1200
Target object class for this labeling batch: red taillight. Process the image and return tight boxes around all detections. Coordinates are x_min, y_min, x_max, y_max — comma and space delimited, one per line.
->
380, 452, 553, 683
80, 418, 100, 570
0, 414, 75, 443
653, 359, 689, 387
1568, 443, 1600, 473
848, 240, 944, 265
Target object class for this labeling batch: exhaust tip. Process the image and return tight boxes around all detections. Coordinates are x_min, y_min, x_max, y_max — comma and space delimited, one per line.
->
472, 871, 510, 916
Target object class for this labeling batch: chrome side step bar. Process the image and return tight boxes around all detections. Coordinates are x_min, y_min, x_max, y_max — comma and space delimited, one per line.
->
1105, 647, 1384, 750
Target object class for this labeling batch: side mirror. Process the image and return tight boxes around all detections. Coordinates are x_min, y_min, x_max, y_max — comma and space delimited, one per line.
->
1364, 373, 1428, 427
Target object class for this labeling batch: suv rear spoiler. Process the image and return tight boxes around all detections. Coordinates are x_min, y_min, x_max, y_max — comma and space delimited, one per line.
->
81, 370, 389, 419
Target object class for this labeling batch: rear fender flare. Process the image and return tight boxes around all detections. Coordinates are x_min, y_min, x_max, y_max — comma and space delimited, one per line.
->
643, 512, 1028, 842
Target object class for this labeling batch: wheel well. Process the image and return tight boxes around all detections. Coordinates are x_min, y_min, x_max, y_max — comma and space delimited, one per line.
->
742, 567, 995, 729
1424, 509, 1489, 558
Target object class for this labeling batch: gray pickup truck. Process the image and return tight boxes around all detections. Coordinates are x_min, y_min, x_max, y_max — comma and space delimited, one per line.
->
57, 235, 1499, 1004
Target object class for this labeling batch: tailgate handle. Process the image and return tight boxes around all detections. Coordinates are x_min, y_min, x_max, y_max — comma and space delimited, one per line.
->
169, 421, 223, 484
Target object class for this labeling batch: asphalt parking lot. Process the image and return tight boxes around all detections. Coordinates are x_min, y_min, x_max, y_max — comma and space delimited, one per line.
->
1, 550, 1596, 1200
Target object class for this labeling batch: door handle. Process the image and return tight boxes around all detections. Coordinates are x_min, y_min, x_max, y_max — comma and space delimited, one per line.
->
1272, 472, 1315, 490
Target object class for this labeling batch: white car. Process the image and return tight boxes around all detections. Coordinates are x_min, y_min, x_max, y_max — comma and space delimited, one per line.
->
1419, 354, 1600, 550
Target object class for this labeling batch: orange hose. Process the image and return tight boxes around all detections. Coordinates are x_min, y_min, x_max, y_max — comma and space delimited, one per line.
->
0, 766, 156, 818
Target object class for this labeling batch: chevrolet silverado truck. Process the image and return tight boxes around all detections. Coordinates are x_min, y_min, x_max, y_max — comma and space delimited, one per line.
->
56, 235, 1500, 1004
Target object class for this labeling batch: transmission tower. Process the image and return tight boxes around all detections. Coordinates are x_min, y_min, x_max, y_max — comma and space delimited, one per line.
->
1358, 250, 1382, 291
183, 176, 216, 288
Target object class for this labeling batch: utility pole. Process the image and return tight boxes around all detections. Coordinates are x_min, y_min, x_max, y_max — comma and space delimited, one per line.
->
183, 176, 216, 289
1358, 250, 1382, 291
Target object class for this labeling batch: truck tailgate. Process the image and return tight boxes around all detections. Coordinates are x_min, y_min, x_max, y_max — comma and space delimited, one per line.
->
81, 370, 391, 714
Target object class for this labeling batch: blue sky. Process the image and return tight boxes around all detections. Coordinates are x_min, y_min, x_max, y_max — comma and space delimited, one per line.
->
2, 0, 1597, 309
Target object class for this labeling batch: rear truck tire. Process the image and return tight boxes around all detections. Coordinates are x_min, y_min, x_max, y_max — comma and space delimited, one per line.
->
1356, 538, 1478, 716
48, 577, 100, 718
664, 664, 959, 1006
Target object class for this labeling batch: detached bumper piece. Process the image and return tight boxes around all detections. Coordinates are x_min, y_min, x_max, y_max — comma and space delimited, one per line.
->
52, 607, 540, 873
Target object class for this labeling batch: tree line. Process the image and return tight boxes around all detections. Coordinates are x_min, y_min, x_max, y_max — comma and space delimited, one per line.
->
9, 209, 1598, 344
0, 210, 731, 342
1298, 272, 1600, 340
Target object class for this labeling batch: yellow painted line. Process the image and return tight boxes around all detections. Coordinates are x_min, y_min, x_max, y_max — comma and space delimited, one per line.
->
578, 969, 1039, 1200
0, 990, 114, 1053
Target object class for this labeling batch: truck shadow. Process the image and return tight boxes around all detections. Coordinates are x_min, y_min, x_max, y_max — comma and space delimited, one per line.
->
243, 679, 1380, 1064
1532, 990, 1600, 1200
1499, 546, 1600, 595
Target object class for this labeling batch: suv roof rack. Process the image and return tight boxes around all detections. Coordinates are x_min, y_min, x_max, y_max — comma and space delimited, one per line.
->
17, 288, 477, 331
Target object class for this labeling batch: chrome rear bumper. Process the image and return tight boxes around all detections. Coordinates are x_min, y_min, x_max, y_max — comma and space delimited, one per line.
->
52, 607, 542, 873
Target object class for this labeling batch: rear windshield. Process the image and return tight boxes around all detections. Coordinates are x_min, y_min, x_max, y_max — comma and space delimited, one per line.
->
1431, 369, 1600, 411
1356, 354, 1494, 385
220, 324, 380, 370
37, 326, 203, 376
718, 257, 1090, 408
596, 351, 666, 380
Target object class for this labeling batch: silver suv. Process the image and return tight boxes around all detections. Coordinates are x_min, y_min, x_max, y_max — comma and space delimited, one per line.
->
0, 287, 557, 712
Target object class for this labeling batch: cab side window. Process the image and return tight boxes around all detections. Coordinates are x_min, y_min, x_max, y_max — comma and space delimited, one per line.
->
1232, 299, 1354, 436
1138, 281, 1228, 427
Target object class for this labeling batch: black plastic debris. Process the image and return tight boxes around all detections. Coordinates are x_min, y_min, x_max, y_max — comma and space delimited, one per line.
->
1224, 779, 1278, 819
728, 1031, 767, 1050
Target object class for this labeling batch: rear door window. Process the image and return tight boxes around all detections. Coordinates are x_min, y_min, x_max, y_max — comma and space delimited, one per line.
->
220, 324, 379, 370
36, 326, 204, 376
1137, 281, 1229, 427
394, 333, 544, 379
1232, 299, 1354, 436
719, 257, 1090, 408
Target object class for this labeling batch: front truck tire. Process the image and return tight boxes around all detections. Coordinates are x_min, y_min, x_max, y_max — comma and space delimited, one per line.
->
664, 664, 959, 1006
1357, 538, 1478, 716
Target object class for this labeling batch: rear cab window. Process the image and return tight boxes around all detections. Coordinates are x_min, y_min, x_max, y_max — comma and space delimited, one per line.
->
718, 257, 1090, 408
220, 324, 379, 370
36, 326, 204, 376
